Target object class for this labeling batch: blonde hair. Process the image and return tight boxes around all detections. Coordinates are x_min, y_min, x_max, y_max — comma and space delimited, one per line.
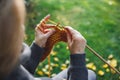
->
0, 0, 26, 77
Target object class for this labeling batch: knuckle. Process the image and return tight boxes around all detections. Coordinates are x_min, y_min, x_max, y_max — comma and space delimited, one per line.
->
73, 36, 86, 43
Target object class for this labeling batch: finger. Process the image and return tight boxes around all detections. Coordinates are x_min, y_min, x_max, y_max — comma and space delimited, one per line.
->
39, 24, 56, 33
36, 25, 44, 33
65, 27, 72, 43
45, 29, 55, 37
36, 24, 55, 34
36, 22, 44, 32
44, 29, 52, 33
35, 27, 44, 35
65, 26, 85, 40
39, 21, 45, 30
44, 14, 50, 22
44, 24, 56, 29
37, 23, 47, 33
65, 26, 80, 36
39, 14, 51, 31
40, 14, 51, 24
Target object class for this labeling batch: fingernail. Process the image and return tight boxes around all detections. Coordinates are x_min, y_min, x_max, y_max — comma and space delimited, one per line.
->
47, 14, 50, 17
45, 14, 51, 20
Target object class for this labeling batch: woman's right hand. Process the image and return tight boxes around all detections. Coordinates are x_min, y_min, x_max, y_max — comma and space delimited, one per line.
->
65, 26, 87, 54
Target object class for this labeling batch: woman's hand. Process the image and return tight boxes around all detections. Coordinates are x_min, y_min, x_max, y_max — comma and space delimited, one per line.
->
65, 26, 87, 54
34, 15, 55, 48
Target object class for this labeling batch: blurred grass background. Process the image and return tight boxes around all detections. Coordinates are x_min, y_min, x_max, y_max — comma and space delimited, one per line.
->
25, 0, 120, 79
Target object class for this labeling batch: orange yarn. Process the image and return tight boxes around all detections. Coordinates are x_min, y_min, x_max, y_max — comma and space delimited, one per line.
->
37, 25, 67, 61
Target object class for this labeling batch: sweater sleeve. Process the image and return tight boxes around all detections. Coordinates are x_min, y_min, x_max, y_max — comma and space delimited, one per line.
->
68, 54, 88, 80
23, 43, 45, 74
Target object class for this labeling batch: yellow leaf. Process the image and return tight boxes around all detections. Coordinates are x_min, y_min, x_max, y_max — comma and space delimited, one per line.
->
108, 54, 113, 59
37, 71, 43, 75
106, 68, 110, 72
110, 59, 117, 67
103, 64, 108, 68
98, 70, 104, 76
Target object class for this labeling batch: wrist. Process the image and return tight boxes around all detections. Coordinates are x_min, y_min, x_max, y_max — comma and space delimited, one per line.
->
70, 49, 85, 54
71, 52, 85, 54
34, 40, 44, 48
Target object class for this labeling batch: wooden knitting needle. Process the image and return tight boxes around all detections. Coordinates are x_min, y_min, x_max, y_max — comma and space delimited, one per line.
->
48, 19, 120, 75
86, 45, 120, 75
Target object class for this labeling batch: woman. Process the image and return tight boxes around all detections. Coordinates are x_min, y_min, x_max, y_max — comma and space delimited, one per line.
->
0, 0, 96, 80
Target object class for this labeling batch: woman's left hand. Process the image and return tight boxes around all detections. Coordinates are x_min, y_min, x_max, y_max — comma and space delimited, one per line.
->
34, 14, 55, 48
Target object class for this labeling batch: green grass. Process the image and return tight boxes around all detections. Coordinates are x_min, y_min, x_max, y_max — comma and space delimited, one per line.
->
25, 0, 120, 79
